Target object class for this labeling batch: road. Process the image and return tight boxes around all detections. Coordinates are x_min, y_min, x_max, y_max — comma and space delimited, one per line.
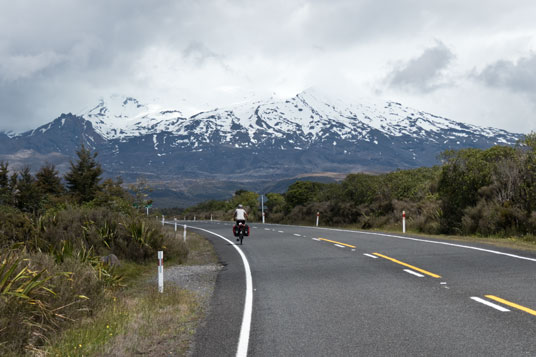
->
177, 221, 536, 356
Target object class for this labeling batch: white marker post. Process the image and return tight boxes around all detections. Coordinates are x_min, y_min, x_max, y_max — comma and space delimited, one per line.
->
162, 215, 165, 226
157, 251, 164, 293
146, 206, 149, 216
210, 214, 213, 221
174, 217, 177, 231
402, 210, 406, 233
261, 195, 265, 224
316, 212, 320, 227
194, 216, 196, 221
183, 225, 187, 242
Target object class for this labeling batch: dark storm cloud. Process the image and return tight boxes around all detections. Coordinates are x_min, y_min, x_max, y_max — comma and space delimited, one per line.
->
476, 54, 536, 95
387, 41, 455, 92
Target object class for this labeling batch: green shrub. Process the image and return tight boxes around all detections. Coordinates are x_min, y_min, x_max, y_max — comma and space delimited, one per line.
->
0, 205, 37, 249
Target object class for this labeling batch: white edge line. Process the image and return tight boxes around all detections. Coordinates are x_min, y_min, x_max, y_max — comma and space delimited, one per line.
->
334, 244, 346, 248
404, 269, 425, 278
187, 226, 253, 357
316, 228, 536, 262
363, 253, 378, 259
471, 297, 510, 312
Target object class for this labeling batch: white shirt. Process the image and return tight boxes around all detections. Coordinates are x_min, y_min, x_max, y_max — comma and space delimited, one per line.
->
235, 208, 247, 220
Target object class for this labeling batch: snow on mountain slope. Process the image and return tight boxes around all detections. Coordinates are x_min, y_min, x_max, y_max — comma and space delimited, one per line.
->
80, 96, 186, 140
21, 89, 516, 150
167, 89, 519, 148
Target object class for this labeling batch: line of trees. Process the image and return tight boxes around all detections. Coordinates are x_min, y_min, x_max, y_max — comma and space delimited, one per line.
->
185, 133, 536, 240
0, 145, 105, 214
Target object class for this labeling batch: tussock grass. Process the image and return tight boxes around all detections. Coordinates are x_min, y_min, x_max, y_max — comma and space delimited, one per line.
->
43, 228, 217, 356
45, 280, 201, 356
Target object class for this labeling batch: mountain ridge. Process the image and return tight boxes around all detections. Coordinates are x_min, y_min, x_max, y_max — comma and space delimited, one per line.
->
0, 90, 524, 206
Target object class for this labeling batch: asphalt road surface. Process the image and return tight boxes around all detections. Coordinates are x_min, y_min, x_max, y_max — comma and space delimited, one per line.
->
177, 221, 536, 356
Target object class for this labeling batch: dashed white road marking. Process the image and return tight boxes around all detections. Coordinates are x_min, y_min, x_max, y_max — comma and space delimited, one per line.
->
312, 238, 321, 241
278, 231, 284, 233
471, 297, 510, 312
404, 269, 425, 278
264, 228, 270, 231
293, 233, 301, 237
334, 244, 346, 248
363, 253, 378, 259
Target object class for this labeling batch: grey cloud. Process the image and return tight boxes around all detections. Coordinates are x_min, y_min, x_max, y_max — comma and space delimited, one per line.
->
0, 51, 66, 82
1, 0, 536, 133
387, 41, 455, 92
476, 54, 536, 94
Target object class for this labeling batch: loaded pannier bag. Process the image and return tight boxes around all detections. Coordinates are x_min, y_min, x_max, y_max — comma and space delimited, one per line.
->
233, 224, 239, 237
244, 224, 250, 236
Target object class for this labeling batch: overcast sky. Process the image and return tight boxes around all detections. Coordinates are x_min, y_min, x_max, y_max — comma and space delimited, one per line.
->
1, 0, 536, 134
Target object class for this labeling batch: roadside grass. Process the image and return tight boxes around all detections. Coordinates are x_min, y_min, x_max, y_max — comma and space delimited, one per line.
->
44, 230, 217, 356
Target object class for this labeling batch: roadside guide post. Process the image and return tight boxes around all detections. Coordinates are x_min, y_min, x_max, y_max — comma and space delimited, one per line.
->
316, 212, 320, 227
162, 215, 165, 226
261, 194, 265, 224
403, 210, 406, 233
210, 214, 213, 221
183, 225, 187, 242
146, 206, 149, 216
158, 251, 164, 293
174, 217, 177, 232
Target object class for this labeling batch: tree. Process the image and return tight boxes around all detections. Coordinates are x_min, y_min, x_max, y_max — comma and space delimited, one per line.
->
266, 193, 285, 214
14, 166, 42, 214
438, 149, 492, 233
285, 181, 318, 208
0, 161, 13, 205
129, 177, 153, 210
64, 145, 103, 203
340, 173, 379, 205
36, 163, 64, 195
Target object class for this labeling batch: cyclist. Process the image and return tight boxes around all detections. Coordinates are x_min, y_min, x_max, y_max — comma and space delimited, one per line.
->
233, 204, 248, 241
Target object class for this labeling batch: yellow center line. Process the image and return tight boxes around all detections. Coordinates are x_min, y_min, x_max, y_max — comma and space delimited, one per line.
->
372, 253, 441, 278
485, 295, 536, 316
318, 238, 356, 249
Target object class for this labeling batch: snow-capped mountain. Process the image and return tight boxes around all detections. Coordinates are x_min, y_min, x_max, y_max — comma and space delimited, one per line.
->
81, 96, 184, 140
75, 89, 517, 148
0, 90, 523, 182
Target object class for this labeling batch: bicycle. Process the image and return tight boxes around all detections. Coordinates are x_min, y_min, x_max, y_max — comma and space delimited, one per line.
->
233, 222, 250, 245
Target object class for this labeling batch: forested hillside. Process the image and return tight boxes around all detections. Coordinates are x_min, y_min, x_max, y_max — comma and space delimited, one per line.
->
0, 146, 186, 355
185, 133, 536, 240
